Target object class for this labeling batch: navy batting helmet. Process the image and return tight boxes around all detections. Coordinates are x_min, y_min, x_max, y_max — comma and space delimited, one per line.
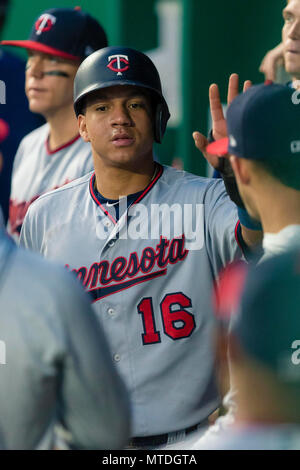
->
73, 46, 170, 143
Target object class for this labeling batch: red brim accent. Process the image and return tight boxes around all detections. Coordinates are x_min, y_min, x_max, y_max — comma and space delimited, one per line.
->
213, 260, 248, 320
206, 137, 229, 156
1, 40, 80, 61
0, 119, 9, 143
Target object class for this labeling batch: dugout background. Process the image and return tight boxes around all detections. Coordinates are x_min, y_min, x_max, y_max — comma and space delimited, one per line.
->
2, 0, 286, 175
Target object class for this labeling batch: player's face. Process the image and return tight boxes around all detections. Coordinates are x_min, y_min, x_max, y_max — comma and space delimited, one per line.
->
78, 86, 154, 168
282, 0, 300, 79
25, 50, 79, 118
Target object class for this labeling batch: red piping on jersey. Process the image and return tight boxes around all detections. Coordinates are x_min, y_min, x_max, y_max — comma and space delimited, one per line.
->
132, 163, 163, 205
45, 133, 81, 155
235, 219, 253, 261
89, 173, 117, 225
235, 220, 241, 249
89, 164, 164, 224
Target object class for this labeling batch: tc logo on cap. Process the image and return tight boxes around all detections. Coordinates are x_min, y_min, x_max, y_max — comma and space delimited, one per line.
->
35, 14, 56, 36
107, 55, 129, 76
229, 135, 237, 147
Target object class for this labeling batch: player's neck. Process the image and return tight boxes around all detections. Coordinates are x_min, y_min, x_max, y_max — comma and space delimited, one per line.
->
46, 106, 79, 152
93, 158, 157, 200
253, 185, 300, 234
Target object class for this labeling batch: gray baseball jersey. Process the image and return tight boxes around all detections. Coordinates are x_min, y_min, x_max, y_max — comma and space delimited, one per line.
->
8, 123, 93, 241
0, 228, 130, 449
20, 164, 242, 437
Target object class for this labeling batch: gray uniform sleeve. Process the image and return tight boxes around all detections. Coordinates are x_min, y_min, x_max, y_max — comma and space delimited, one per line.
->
10, 136, 25, 174
56, 272, 131, 449
204, 179, 241, 278
19, 198, 42, 252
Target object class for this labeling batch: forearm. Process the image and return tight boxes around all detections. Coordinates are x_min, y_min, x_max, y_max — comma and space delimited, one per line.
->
218, 167, 263, 250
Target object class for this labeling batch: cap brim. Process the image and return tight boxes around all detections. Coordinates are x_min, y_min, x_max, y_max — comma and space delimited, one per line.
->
206, 137, 229, 156
1, 40, 80, 61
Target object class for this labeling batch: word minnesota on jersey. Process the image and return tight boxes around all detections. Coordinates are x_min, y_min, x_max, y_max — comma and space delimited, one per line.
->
66, 235, 188, 302
102, 454, 198, 466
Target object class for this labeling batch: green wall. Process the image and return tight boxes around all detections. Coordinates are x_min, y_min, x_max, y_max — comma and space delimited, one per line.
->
1, 0, 286, 175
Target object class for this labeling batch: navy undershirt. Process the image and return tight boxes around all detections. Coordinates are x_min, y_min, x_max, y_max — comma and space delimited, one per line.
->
93, 185, 144, 220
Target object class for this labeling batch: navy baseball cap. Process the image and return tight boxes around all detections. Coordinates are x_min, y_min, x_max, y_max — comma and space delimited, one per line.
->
1, 7, 108, 62
207, 82, 300, 160
215, 252, 300, 383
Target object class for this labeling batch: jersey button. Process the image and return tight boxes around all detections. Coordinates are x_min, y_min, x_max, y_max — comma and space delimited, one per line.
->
104, 220, 112, 227
113, 354, 121, 362
107, 307, 115, 316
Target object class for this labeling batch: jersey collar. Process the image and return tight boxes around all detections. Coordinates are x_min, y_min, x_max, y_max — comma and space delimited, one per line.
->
89, 163, 164, 225
45, 134, 81, 155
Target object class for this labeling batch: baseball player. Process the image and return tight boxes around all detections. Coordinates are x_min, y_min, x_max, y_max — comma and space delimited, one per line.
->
20, 46, 260, 448
0, 223, 130, 449
1, 7, 108, 240
195, 251, 300, 450
0, 118, 9, 228
206, 82, 300, 258
189, 81, 300, 448
0, 0, 44, 224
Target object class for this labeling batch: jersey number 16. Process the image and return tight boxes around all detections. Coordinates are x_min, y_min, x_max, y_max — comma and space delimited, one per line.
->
137, 292, 196, 345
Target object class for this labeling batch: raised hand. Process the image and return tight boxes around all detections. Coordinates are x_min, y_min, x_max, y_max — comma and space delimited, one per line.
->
193, 74, 252, 170
259, 43, 284, 82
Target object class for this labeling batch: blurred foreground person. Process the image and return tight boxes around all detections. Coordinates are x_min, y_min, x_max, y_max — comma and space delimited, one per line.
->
0, 221, 130, 449
192, 80, 300, 448
194, 252, 300, 450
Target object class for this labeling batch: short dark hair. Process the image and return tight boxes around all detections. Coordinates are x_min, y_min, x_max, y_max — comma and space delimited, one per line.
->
254, 157, 300, 191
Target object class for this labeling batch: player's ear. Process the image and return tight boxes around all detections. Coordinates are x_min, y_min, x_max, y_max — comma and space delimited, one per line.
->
78, 114, 90, 142
230, 156, 251, 186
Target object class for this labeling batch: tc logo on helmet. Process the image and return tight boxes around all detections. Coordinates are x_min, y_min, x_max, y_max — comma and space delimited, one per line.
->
35, 14, 57, 36
107, 55, 129, 76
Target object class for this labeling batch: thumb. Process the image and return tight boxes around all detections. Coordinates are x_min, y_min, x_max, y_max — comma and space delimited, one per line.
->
193, 131, 220, 169
193, 131, 208, 152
